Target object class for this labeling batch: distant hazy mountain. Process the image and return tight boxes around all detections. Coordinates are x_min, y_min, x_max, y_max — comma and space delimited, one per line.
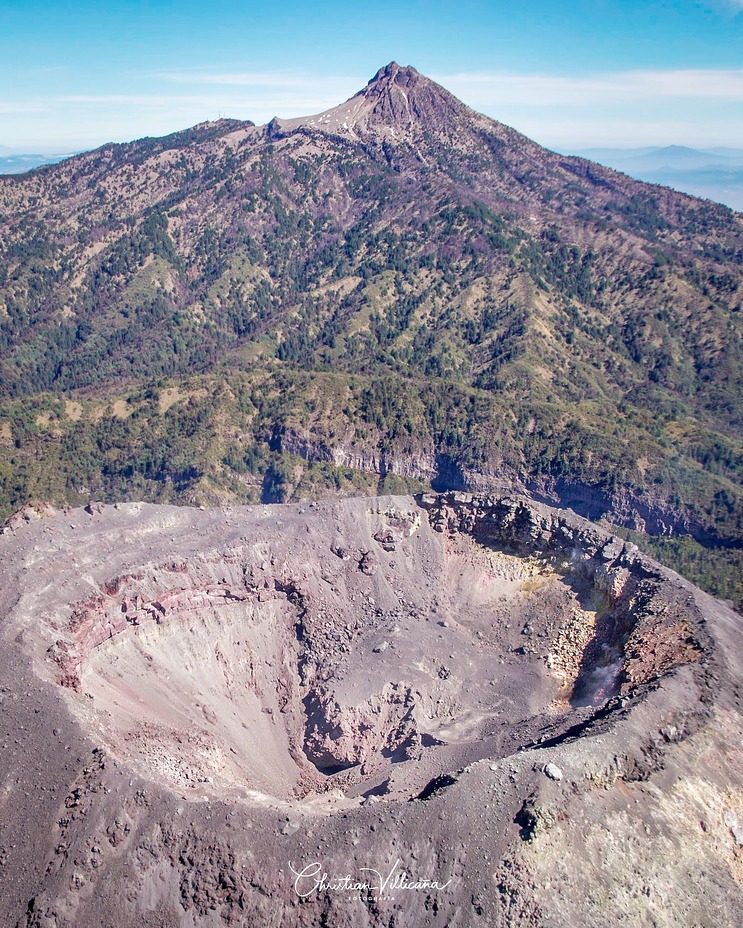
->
570, 145, 743, 211
0, 150, 74, 174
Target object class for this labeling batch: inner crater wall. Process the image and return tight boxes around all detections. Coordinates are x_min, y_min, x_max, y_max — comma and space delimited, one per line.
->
15, 493, 709, 806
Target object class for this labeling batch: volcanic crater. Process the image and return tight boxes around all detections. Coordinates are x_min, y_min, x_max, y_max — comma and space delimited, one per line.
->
2, 492, 742, 928
31, 493, 702, 807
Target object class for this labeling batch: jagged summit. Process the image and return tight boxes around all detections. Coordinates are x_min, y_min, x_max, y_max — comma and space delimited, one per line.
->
365, 61, 419, 85
361, 60, 441, 99
270, 61, 473, 140
356, 60, 468, 126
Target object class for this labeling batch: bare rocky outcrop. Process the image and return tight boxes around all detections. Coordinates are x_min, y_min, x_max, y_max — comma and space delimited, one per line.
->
271, 425, 716, 543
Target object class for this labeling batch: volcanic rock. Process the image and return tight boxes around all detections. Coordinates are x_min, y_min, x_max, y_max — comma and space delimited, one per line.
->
0, 493, 741, 926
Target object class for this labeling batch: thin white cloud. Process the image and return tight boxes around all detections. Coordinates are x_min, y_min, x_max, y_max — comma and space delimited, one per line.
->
0, 102, 46, 113
157, 70, 340, 88
72, 69, 743, 113
8, 65, 741, 151
154, 68, 363, 102
520, 115, 741, 150
435, 68, 743, 107
57, 91, 351, 125
57, 76, 363, 125
61, 94, 233, 106
66, 67, 743, 132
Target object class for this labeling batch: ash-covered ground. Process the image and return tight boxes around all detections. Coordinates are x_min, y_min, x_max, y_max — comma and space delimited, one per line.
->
0, 493, 741, 927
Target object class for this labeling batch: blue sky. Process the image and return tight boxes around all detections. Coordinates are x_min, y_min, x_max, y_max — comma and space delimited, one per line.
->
1, 0, 742, 151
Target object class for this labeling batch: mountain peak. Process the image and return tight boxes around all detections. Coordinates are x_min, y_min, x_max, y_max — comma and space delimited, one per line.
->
270, 62, 470, 141
366, 61, 423, 87
352, 61, 467, 128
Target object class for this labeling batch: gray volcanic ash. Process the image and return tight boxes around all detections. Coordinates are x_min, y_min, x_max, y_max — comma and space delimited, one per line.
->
0, 493, 741, 926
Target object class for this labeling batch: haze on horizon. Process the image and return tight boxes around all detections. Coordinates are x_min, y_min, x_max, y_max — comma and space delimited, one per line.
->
1, 0, 742, 155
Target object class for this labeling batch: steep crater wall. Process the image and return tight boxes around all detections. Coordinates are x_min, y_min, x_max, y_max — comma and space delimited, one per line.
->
25, 494, 709, 806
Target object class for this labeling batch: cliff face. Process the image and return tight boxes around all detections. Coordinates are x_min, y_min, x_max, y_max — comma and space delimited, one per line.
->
270, 425, 707, 538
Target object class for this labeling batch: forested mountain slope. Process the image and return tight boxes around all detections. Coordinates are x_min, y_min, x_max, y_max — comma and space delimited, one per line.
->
1, 63, 741, 602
